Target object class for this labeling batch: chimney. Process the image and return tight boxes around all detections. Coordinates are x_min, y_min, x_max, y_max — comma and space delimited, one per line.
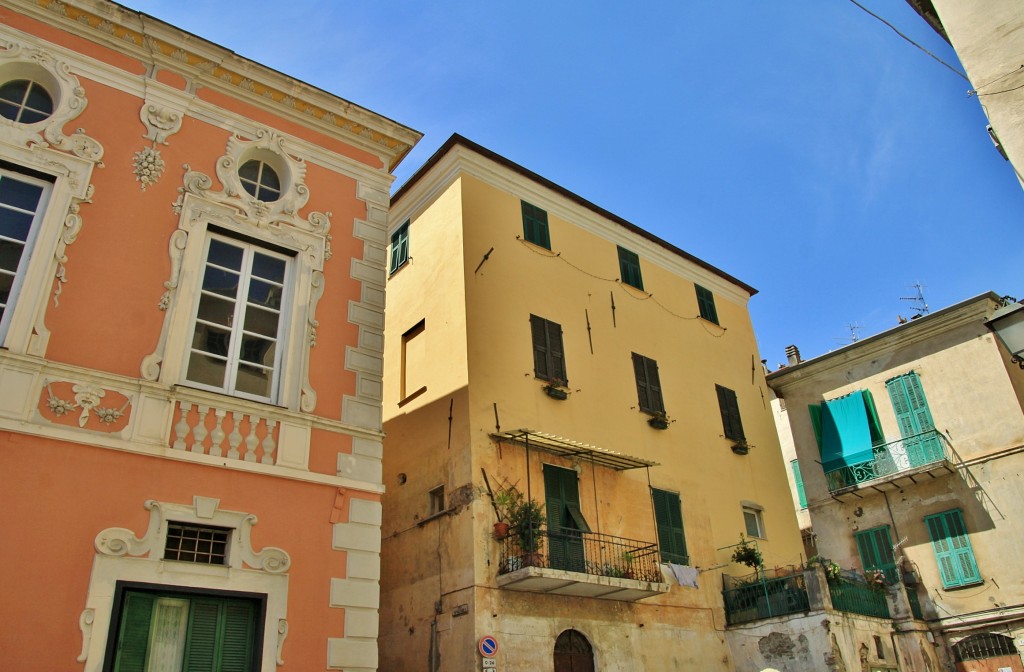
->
785, 345, 801, 366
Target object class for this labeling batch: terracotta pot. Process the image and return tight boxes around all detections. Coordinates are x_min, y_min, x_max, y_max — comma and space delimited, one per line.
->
493, 521, 510, 540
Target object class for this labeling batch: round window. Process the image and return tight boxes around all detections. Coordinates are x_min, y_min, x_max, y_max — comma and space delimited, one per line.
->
238, 160, 282, 202
0, 79, 54, 124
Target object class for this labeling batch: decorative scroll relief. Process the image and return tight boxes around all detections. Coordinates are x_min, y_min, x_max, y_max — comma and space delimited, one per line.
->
39, 380, 131, 433
141, 103, 183, 145
0, 40, 104, 163
95, 498, 291, 574
216, 129, 312, 224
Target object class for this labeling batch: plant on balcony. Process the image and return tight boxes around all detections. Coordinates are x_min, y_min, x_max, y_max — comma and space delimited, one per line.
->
807, 555, 842, 582
490, 486, 515, 539
506, 491, 545, 557
542, 378, 569, 400
647, 411, 670, 430
731, 535, 763, 570
865, 568, 887, 592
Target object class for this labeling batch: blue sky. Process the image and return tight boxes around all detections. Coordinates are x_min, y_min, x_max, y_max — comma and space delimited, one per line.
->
131, 1, 1022, 367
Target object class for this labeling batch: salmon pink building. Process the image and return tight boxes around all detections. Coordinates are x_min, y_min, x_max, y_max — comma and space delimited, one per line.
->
0, 1, 419, 670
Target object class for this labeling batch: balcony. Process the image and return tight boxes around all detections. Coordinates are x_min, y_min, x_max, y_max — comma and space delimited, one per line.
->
824, 429, 957, 498
828, 575, 890, 619
723, 572, 810, 625
496, 525, 670, 601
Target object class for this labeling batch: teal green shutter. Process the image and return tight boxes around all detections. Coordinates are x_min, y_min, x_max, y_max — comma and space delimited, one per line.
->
925, 510, 981, 588
808, 404, 823, 453
695, 285, 719, 324
183, 599, 221, 671
220, 601, 256, 672
617, 246, 643, 290
855, 526, 897, 582
652, 489, 688, 564
113, 592, 156, 672
887, 372, 941, 465
389, 222, 409, 273
790, 460, 807, 508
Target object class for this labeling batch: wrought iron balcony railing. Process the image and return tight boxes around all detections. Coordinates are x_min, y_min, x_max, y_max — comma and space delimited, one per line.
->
497, 524, 664, 583
722, 572, 810, 625
824, 429, 953, 493
828, 575, 891, 619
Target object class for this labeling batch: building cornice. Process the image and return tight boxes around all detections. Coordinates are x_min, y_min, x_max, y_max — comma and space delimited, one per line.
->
7, 0, 421, 171
391, 134, 757, 302
767, 292, 1003, 391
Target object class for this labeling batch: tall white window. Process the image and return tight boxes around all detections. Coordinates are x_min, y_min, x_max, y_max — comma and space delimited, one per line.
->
0, 166, 51, 342
184, 233, 291, 402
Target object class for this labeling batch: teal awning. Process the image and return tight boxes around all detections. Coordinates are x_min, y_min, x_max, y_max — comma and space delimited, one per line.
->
819, 391, 882, 472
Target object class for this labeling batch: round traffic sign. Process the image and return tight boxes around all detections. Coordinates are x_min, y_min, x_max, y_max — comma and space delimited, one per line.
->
479, 635, 498, 657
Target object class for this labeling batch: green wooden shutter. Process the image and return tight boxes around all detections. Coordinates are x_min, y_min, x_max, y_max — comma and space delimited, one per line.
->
632, 353, 651, 412
219, 601, 256, 672
521, 201, 550, 249
887, 372, 940, 465
808, 404, 823, 453
925, 509, 981, 588
543, 465, 586, 572
791, 460, 807, 508
546, 319, 566, 383
695, 285, 719, 324
652, 489, 688, 564
113, 592, 156, 672
646, 358, 664, 413
716, 385, 744, 441
183, 599, 221, 671
389, 223, 409, 273
617, 246, 643, 290
531, 315, 550, 379
855, 526, 897, 582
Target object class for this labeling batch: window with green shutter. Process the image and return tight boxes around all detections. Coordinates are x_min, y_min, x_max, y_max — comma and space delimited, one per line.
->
854, 525, 898, 583
695, 284, 719, 324
790, 460, 807, 509
652, 488, 688, 565
617, 246, 643, 290
925, 509, 982, 589
631, 353, 664, 414
886, 372, 943, 466
521, 201, 550, 249
110, 587, 260, 672
389, 221, 410, 274
530, 314, 567, 384
715, 385, 745, 441
544, 464, 589, 573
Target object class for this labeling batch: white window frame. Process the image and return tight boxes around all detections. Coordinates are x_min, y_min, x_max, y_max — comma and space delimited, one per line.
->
182, 232, 294, 404
0, 166, 52, 343
742, 503, 765, 539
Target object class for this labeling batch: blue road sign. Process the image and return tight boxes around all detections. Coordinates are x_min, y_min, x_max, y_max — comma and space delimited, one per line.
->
478, 635, 498, 658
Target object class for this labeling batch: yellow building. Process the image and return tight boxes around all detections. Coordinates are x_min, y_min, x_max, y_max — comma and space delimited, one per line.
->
379, 135, 804, 670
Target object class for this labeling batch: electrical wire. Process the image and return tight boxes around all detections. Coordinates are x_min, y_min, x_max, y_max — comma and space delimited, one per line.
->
845, 0, 969, 83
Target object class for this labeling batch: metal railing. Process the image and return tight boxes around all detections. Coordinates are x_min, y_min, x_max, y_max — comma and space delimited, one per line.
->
825, 429, 952, 492
828, 576, 891, 619
722, 573, 810, 625
497, 525, 663, 583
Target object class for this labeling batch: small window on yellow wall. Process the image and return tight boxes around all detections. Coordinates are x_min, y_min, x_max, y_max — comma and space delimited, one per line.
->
400, 319, 427, 404
429, 485, 445, 516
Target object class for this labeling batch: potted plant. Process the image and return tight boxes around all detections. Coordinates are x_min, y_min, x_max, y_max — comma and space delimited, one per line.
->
491, 487, 515, 540
731, 535, 763, 570
865, 568, 887, 592
731, 440, 749, 455
647, 411, 670, 430
507, 492, 545, 566
542, 377, 569, 400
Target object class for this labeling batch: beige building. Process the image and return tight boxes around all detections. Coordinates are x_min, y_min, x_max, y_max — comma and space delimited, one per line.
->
907, 0, 1024, 187
768, 293, 1024, 672
378, 134, 805, 670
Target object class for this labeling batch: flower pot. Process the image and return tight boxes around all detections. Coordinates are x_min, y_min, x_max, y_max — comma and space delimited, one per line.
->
493, 521, 510, 540
544, 386, 568, 400
731, 443, 749, 455
648, 417, 669, 430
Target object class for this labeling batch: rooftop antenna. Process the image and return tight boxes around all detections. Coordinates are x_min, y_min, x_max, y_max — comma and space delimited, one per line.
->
901, 282, 930, 316
846, 322, 862, 343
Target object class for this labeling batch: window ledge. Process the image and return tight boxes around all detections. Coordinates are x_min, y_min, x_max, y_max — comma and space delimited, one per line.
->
941, 580, 984, 591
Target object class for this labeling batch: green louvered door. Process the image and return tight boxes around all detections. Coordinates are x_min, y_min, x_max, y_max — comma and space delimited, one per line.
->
652, 489, 688, 564
544, 464, 588, 573
855, 526, 898, 583
113, 591, 257, 672
886, 372, 941, 466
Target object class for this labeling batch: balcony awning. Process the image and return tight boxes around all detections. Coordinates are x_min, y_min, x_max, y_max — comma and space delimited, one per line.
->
491, 429, 658, 470
819, 391, 883, 472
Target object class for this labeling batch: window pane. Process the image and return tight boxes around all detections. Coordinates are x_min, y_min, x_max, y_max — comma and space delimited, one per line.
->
0, 101, 20, 121
251, 253, 286, 283
743, 510, 760, 537
206, 239, 244, 271
235, 362, 272, 397
186, 351, 228, 388
243, 305, 280, 337
239, 334, 274, 365
192, 323, 231, 357
0, 268, 15, 309
247, 278, 282, 310
24, 82, 53, 114
256, 184, 281, 201
258, 165, 281, 190
238, 160, 260, 182
202, 266, 241, 299
195, 294, 235, 328
0, 239, 27, 274
0, 177, 45, 213
0, 209, 36, 245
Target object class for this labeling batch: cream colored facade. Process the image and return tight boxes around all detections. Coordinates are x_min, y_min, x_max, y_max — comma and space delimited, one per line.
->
908, 0, 1024, 187
380, 135, 804, 671
768, 293, 1024, 671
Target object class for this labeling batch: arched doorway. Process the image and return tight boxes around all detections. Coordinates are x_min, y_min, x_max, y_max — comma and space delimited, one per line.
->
953, 633, 1023, 672
554, 629, 595, 672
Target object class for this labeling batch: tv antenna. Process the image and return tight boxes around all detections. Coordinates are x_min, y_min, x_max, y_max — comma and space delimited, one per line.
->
901, 282, 930, 316
846, 322, 862, 343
